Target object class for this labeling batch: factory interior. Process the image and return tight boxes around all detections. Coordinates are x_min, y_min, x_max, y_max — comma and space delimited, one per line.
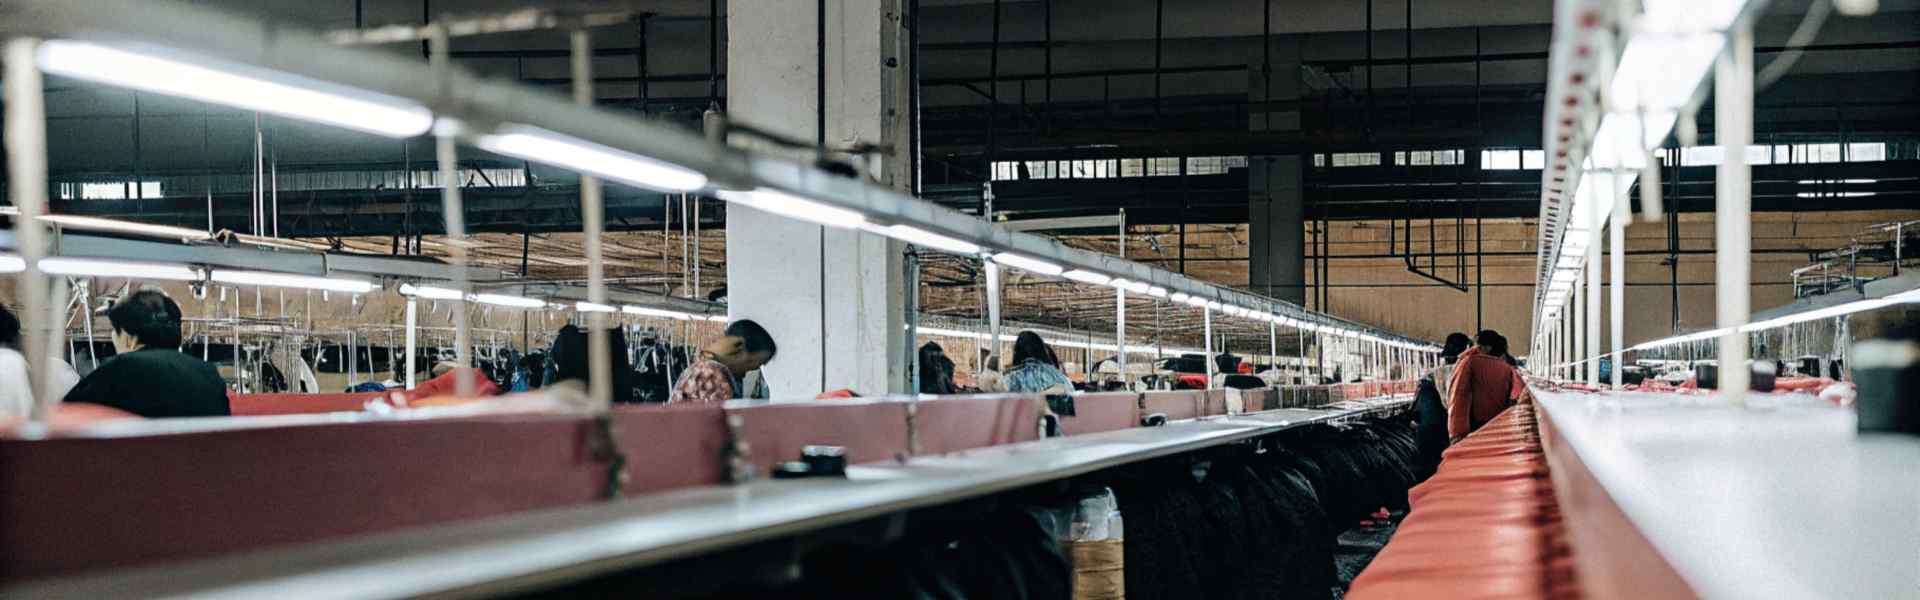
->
0, 0, 1915, 598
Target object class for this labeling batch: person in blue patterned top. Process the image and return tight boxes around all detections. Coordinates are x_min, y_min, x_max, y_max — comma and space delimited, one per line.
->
1003, 331, 1074, 395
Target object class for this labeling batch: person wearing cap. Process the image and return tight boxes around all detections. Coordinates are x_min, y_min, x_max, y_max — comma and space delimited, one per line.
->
64, 289, 230, 418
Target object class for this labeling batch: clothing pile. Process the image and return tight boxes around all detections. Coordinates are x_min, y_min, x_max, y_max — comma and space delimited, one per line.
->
1112, 415, 1420, 600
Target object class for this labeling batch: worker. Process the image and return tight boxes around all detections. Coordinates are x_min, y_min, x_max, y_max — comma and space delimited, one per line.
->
1004, 331, 1072, 394
63, 289, 229, 418
1413, 332, 1472, 480
0, 304, 81, 418
1445, 329, 1519, 442
918, 341, 959, 395
669, 319, 777, 404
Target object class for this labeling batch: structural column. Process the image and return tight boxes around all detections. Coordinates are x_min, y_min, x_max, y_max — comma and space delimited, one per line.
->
1249, 156, 1306, 305
728, 0, 912, 396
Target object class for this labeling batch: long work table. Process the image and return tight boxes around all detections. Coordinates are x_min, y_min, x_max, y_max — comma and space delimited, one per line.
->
4, 395, 1411, 600
1533, 387, 1919, 600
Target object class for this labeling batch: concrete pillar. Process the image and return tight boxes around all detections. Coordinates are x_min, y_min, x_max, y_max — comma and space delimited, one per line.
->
1249, 156, 1305, 305
727, 0, 911, 397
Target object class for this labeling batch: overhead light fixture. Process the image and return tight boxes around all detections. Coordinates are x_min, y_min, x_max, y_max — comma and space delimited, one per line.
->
1796, 192, 1877, 199
1205, 301, 1223, 311
37, 215, 212, 241
210, 270, 375, 293
621, 305, 693, 320
1551, 269, 1579, 283
37, 257, 199, 281
472, 293, 546, 308
862, 223, 980, 255
1147, 286, 1169, 298
1169, 292, 1191, 303
38, 40, 432, 138
1739, 297, 1897, 333
399, 284, 465, 300
0, 256, 22, 272
720, 188, 866, 229
1117, 279, 1151, 294
477, 125, 708, 192
1797, 179, 1876, 185
1062, 269, 1112, 286
706, 315, 729, 322
989, 253, 1064, 276
1548, 280, 1574, 292
1181, 295, 1210, 309
575, 301, 617, 313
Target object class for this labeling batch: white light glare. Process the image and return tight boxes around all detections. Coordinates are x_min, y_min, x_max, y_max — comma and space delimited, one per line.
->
1062, 270, 1112, 286
1739, 298, 1897, 333
721, 188, 866, 229
37, 215, 212, 241
473, 293, 547, 308
706, 315, 729, 322
399, 284, 465, 300
1169, 292, 1192, 303
622, 305, 694, 320
210, 270, 375, 293
1181, 295, 1211, 309
575, 301, 617, 313
861, 224, 980, 254
477, 125, 708, 192
989, 253, 1065, 276
39, 257, 199, 281
1147, 286, 1169, 298
38, 40, 432, 138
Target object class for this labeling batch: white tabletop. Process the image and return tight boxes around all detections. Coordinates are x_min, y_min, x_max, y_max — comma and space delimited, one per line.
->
1534, 389, 1920, 600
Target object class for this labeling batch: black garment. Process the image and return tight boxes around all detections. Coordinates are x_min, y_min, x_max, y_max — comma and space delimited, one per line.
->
1412, 378, 1450, 482
64, 347, 230, 418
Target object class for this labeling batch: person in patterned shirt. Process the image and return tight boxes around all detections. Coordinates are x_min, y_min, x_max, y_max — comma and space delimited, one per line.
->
671, 319, 778, 403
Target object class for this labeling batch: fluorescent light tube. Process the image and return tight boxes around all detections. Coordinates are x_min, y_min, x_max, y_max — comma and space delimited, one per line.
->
472, 293, 546, 308
1169, 292, 1191, 303
38, 40, 432, 138
37, 215, 212, 241
1062, 269, 1112, 286
706, 315, 729, 322
478, 125, 708, 192
210, 270, 375, 293
1181, 295, 1210, 309
1147, 286, 1169, 298
860, 223, 980, 255
1205, 301, 1223, 311
621, 305, 693, 320
1739, 298, 1895, 333
1551, 269, 1579, 283
399, 283, 465, 300
575, 301, 617, 313
40, 257, 198, 281
720, 188, 866, 229
989, 253, 1064, 276
0, 256, 22, 273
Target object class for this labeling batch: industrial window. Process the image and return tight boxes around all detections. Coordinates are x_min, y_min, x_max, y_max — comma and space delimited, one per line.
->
1679, 145, 1776, 166
1187, 156, 1227, 175
1330, 152, 1379, 167
1522, 150, 1546, 170
990, 161, 1019, 181
61, 181, 162, 200
1313, 154, 1326, 167
1481, 149, 1521, 170
1224, 156, 1248, 168
1121, 158, 1145, 177
1393, 151, 1407, 166
1846, 142, 1886, 162
1148, 157, 1181, 176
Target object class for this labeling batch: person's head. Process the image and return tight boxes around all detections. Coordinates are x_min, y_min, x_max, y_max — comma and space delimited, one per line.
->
106, 289, 184, 352
918, 342, 956, 394
704, 319, 777, 375
1490, 334, 1511, 358
1011, 331, 1054, 367
1441, 332, 1472, 362
0, 304, 19, 349
1474, 329, 1501, 354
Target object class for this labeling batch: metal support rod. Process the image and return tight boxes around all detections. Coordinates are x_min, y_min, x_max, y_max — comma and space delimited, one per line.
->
6, 39, 55, 425
1574, 265, 1585, 379
573, 29, 613, 406
1716, 29, 1754, 402
405, 298, 418, 389
1203, 306, 1215, 389
253, 112, 265, 236
430, 24, 475, 398
905, 251, 921, 394
985, 262, 1002, 364
1268, 321, 1278, 377
1586, 198, 1602, 386
1116, 208, 1127, 380
1610, 177, 1626, 388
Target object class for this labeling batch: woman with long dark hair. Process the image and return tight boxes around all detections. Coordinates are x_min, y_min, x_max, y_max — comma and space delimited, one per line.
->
0, 304, 79, 417
1004, 331, 1073, 394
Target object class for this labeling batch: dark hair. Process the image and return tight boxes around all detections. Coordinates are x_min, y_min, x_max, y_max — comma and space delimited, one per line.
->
726, 319, 777, 359
1442, 333, 1472, 360
0, 304, 19, 349
1490, 334, 1511, 359
1011, 331, 1054, 368
1475, 329, 1502, 350
917, 342, 957, 394
107, 289, 184, 349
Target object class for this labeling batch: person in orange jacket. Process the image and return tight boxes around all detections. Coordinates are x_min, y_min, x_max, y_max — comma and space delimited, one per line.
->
1446, 330, 1522, 442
